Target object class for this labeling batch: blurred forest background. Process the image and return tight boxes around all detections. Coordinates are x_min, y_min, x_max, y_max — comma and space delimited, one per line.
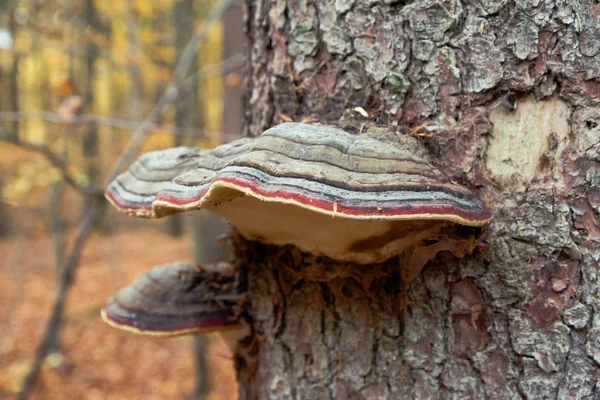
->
0, 0, 244, 398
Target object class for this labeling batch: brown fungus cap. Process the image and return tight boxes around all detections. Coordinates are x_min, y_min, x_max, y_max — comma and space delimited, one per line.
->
106, 123, 491, 276
101, 262, 242, 337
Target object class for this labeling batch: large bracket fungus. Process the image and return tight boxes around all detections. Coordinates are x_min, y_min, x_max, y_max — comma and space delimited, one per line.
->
106, 123, 491, 282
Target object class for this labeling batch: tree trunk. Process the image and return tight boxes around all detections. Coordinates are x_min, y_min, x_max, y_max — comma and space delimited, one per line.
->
10, 54, 20, 138
0, 178, 9, 237
82, 0, 100, 212
222, 4, 245, 143
166, 0, 201, 238
238, 1, 600, 399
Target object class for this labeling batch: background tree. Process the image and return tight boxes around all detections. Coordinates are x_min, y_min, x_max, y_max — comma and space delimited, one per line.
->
0, 0, 242, 398
238, 0, 600, 398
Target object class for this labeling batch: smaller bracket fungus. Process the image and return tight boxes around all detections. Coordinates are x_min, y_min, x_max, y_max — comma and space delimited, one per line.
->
106, 123, 491, 280
101, 262, 243, 337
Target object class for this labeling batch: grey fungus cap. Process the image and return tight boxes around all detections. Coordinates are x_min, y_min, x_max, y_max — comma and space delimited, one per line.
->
105, 122, 491, 270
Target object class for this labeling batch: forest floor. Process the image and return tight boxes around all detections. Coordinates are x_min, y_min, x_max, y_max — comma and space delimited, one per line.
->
0, 229, 238, 400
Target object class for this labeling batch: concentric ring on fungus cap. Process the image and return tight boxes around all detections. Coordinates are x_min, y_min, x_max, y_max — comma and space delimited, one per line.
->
105, 122, 492, 274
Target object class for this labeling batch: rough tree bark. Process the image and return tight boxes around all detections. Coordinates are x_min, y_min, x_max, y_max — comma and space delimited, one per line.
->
237, 1, 600, 399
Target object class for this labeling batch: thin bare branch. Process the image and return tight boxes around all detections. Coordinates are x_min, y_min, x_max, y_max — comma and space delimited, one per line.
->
0, 129, 101, 195
17, 199, 104, 400
104, 0, 242, 186
0, 111, 203, 136
183, 52, 244, 93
